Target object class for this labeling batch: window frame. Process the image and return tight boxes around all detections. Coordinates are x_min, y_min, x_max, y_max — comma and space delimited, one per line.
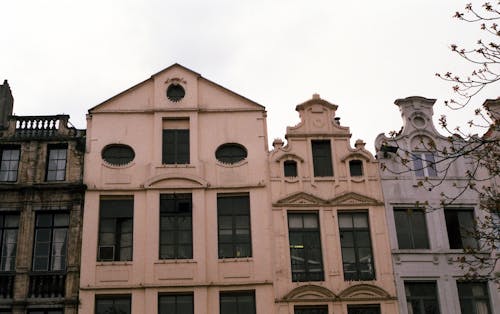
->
215, 143, 247, 164
0, 213, 19, 272
457, 281, 492, 314
349, 159, 363, 177
444, 208, 478, 250
284, 160, 298, 177
32, 212, 69, 272
404, 281, 441, 314
311, 140, 333, 177
159, 193, 193, 260
338, 211, 375, 281
0, 145, 20, 182
219, 290, 256, 314
287, 212, 324, 282
412, 152, 437, 177
158, 293, 194, 314
393, 208, 430, 249
162, 129, 190, 164
45, 144, 67, 182
95, 295, 131, 314
217, 194, 252, 259
98, 197, 134, 262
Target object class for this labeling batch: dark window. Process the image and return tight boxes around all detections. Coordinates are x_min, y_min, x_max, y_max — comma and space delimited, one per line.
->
32, 213, 68, 271
160, 194, 192, 259
347, 305, 381, 314
217, 194, 251, 258
294, 305, 328, 314
95, 295, 131, 314
394, 208, 429, 249
159, 293, 194, 314
288, 213, 324, 282
216, 143, 247, 164
0, 146, 20, 182
0, 213, 19, 271
338, 212, 375, 281
312, 140, 333, 177
102, 144, 135, 166
445, 209, 478, 249
28, 310, 63, 314
98, 198, 133, 261
405, 282, 440, 314
284, 160, 298, 177
163, 129, 189, 164
166, 84, 185, 102
349, 160, 363, 177
412, 153, 437, 177
46, 145, 67, 181
220, 291, 255, 314
457, 282, 491, 314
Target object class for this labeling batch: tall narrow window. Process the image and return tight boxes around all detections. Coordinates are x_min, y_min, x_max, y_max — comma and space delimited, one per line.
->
288, 213, 324, 282
311, 140, 333, 177
98, 197, 133, 261
412, 152, 437, 177
220, 291, 255, 314
457, 282, 491, 314
444, 209, 478, 249
338, 212, 375, 281
295, 305, 328, 314
349, 160, 363, 177
394, 208, 429, 249
404, 282, 440, 314
284, 160, 298, 177
95, 295, 131, 314
46, 144, 67, 181
347, 305, 381, 314
217, 194, 251, 258
32, 213, 69, 271
0, 146, 20, 182
160, 194, 192, 259
162, 129, 189, 164
0, 213, 19, 271
159, 293, 194, 314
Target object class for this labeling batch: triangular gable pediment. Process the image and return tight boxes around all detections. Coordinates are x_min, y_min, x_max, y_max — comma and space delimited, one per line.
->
89, 63, 264, 113
275, 192, 328, 207
329, 192, 384, 207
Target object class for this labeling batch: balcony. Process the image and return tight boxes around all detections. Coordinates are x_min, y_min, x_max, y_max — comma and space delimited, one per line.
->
29, 272, 66, 298
10, 115, 83, 139
0, 273, 14, 298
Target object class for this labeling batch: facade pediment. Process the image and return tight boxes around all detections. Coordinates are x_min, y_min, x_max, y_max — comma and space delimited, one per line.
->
143, 173, 208, 189
282, 285, 336, 302
275, 192, 328, 206
338, 284, 393, 301
330, 192, 384, 206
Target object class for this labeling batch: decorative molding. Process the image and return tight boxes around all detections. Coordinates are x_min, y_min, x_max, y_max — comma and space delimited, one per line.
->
281, 284, 337, 302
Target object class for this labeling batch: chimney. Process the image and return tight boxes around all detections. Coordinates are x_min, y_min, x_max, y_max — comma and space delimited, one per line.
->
0, 80, 14, 129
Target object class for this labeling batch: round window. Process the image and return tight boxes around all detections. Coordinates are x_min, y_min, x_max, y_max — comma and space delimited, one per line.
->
166, 84, 185, 102
102, 144, 135, 166
215, 143, 247, 164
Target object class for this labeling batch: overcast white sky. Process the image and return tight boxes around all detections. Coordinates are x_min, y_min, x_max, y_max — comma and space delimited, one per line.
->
1, 0, 498, 152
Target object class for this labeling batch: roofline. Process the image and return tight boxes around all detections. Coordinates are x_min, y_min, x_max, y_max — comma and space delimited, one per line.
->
394, 96, 436, 106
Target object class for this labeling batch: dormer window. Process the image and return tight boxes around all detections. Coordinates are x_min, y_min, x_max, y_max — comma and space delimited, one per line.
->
349, 160, 363, 177
284, 160, 298, 177
412, 153, 437, 177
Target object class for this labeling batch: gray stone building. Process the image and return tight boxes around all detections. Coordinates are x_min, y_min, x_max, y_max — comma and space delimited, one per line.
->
0, 80, 85, 314
375, 96, 499, 314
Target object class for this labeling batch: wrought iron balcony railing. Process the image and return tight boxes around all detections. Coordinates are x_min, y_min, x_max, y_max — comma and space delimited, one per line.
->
29, 272, 66, 298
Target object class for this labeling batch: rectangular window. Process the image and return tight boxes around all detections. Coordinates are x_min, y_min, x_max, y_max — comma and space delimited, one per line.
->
162, 129, 189, 164
46, 144, 67, 181
394, 208, 429, 249
288, 213, 324, 282
312, 140, 333, 177
217, 194, 252, 258
338, 212, 375, 281
220, 291, 255, 314
457, 282, 491, 314
32, 213, 68, 271
0, 146, 20, 182
284, 160, 298, 177
444, 209, 478, 249
349, 160, 363, 177
0, 213, 19, 271
159, 293, 194, 314
294, 305, 328, 314
95, 295, 131, 314
404, 282, 440, 314
98, 197, 133, 261
347, 305, 381, 314
160, 194, 193, 259
412, 153, 437, 177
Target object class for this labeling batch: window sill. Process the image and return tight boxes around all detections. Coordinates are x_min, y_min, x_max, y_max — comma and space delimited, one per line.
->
216, 160, 248, 168
218, 257, 253, 263
350, 176, 365, 183
154, 259, 196, 264
284, 176, 300, 183
393, 249, 433, 254
157, 164, 195, 168
312, 176, 335, 181
96, 261, 133, 266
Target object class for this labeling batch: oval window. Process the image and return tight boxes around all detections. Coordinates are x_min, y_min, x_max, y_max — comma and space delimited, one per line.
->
102, 144, 135, 166
215, 143, 247, 164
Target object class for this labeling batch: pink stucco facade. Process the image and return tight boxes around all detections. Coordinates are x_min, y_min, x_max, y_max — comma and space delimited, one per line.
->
79, 64, 274, 313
